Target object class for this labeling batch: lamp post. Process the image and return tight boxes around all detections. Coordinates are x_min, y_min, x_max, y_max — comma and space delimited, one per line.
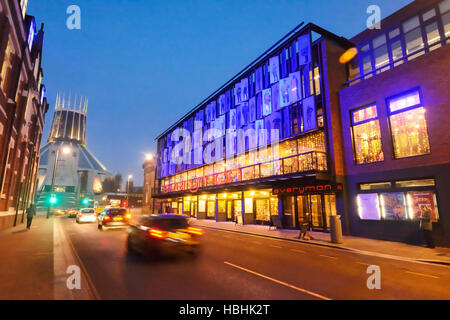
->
127, 174, 133, 207
47, 145, 71, 218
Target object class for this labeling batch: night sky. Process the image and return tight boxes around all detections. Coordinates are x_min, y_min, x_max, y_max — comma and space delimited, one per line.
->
27, 0, 411, 186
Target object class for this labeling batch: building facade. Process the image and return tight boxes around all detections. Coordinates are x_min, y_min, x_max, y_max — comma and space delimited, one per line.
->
0, 0, 48, 229
152, 22, 352, 231
339, 0, 450, 245
151, 0, 450, 245
142, 156, 156, 214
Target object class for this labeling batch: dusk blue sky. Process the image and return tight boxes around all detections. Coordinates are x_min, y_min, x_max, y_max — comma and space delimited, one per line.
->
28, 0, 411, 186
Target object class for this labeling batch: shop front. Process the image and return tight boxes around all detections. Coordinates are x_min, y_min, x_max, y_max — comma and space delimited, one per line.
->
273, 183, 342, 231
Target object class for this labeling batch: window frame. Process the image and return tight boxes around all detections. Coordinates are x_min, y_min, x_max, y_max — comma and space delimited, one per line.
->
350, 103, 384, 165
386, 87, 432, 159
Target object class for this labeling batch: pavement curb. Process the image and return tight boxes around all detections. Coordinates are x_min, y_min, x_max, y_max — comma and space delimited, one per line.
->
53, 218, 101, 300
195, 223, 450, 267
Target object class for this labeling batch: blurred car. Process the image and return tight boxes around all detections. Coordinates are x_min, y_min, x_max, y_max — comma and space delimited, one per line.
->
76, 208, 97, 223
126, 214, 203, 257
68, 208, 79, 218
98, 207, 131, 231
55, 208, 68, 216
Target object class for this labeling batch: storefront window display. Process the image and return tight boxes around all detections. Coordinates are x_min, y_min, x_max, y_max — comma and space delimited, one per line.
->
387, 89, 430, 158
351, 104, 384, 164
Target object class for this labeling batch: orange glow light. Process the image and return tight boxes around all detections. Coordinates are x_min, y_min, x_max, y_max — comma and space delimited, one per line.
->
187, 227, 204, 236
339, 47, 358, 64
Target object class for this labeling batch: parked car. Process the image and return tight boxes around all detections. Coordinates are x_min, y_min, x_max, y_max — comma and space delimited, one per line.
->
76, 208, 97, 223
98, 207, 131, 231
127, 214, 203, 257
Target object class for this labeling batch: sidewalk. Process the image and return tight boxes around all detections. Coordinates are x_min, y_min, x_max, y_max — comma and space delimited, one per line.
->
0, 213, 95, 300
0, 213, 54, 299
191, 219, 450, 266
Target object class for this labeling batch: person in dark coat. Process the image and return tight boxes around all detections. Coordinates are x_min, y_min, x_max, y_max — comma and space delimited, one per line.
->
26, 203, 36, 229
419, 207, 435, 248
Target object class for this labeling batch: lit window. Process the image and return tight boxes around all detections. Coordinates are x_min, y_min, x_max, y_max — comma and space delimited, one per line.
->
351, 105, 384, 164
402, 16, 424, 60
390, 40, 404, 66
360, 182, 391, 190
395, 179, 435, 188
387, 89, 430, 158
442, 11, 450, 41
426, 22, 441, 50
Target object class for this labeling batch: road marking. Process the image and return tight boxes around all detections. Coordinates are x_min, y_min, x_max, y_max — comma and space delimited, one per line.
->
224, 261, 331, 300
270, 244, 282, 249
405, 271, 439, 279
291, 249, 306, 254
320, 254, 338, 260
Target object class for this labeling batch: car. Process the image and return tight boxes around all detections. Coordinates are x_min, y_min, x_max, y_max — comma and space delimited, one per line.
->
68, 208, 79, 218
126, 214, 203, 258
76, 208, 97, 223
55, 208, 68, 216
98, 207, 131, 231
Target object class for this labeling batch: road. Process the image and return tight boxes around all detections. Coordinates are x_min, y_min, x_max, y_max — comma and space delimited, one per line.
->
59, 216, 450, 300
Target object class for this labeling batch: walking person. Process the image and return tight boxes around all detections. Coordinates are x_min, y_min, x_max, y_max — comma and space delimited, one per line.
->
26, 203, 36, 230
419, 206, 435, 248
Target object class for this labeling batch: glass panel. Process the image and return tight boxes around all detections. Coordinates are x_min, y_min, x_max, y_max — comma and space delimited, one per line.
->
389, 28, 400, 39
298, 153, 314, 171
372, 33, 386, 48
352, 120, 384, 164
357, 194, 381, 220
348, 58, 360, 82
388, 90, 421, 113
242, 166, 256, 180
283, 156, 298, 174
218, 200, 226, 213
390, 107, 430, 158
255, 199, 270, 221
279, 139, 298, 158
244, 198, 253, 214
270, 197, 279, 216
407, 191, 439, 221
297, 131, 325, 153
423, 8, 436, 21
395, 179, 435, 188
360, 44, 370, 52
404, 27, 424, 59
310, 195, 324, 228
403, 16, 420, 33
425, 22, 441, 49
324, 194, 337, 228
360, 182, 391, 190
313, 66, 320, 95
260, 162, 273, 177
442, 12, 450, 40
296, 195, 308, 225
352, 105, 378, 124
391, 40, 404, 66
439, 0, 450, 14
374, 44, 390, 72
362, 55, 373, 79
380, 192, 407, 221
207, 201, 215, 217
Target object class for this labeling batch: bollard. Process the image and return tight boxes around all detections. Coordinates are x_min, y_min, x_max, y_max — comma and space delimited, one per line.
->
329, 215, 343, 244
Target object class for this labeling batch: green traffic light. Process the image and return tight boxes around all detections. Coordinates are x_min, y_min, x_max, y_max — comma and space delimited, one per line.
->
82, 198, 89, 205
49, 195, 57, 205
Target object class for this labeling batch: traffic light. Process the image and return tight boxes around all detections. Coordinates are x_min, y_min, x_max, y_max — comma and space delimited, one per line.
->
81, 197, 90, 205
49, 194, 57, 205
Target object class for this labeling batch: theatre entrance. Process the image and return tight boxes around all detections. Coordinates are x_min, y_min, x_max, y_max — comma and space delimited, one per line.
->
295, 194, 337, 231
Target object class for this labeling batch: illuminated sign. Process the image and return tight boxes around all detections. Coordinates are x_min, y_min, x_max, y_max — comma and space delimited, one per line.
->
272, 184, 342, 195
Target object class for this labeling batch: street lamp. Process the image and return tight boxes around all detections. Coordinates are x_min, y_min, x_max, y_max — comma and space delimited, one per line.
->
145, 153, 153, 161
126, 174, 133, 208
47, 144, 71, 218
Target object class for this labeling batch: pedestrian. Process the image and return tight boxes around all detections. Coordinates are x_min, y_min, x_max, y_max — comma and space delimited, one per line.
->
419, 207, 435, 248
26, 203, 36, 230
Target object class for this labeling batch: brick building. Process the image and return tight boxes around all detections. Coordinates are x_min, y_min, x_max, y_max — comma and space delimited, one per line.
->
0, 0, 48, 228
339, 0, 450, 245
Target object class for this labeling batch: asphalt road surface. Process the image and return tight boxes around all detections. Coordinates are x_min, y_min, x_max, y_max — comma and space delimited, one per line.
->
59, 216, 450, 300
